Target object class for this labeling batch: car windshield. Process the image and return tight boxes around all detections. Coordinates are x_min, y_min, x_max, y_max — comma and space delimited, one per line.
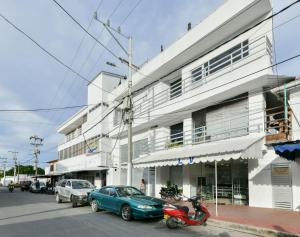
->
72, 181, 93, 189
115, 187, 144, 197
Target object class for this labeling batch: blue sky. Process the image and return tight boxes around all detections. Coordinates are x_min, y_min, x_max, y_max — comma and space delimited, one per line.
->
0, 0, 299, 169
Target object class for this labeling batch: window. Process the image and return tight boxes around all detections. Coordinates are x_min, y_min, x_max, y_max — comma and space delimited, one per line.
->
61, 180, 66, 187
192, 40, 250, 82
133, 139, 148, 159
66, 181, 71, 187
120, 144, 128, 163
191, 66, 203, 82
170, 78, 182, 99
99, 187, 109, 195
50, 164, 54, 172
170, 122, 183, 145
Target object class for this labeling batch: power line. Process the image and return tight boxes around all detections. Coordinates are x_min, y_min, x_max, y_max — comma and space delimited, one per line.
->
130, 0, 300, 96
131, 10, 300, 107
42, 0, 105, 131
86, 0, 142, 79
0, 12, 116, 96
0, 104, 88, 112
133, 53, 300, 118
51, 0, 122, 61
53, 0, 124, 125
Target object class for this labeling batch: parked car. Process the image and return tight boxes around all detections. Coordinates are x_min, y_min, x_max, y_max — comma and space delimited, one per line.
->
89, 186, 165, 221
55, 179, 94, 207
21, 181, 32, 191
30, 181, 46, 193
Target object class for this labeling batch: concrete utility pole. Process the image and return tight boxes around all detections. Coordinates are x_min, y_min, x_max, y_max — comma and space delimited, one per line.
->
17, 161, 20, 184
8, 151, 18, 183
30, 135, 43, 179
93, 14, 134, 186
127, 36, 133, 186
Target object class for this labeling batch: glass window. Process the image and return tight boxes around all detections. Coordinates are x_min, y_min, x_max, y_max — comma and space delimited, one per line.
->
115, 187, 144, 197
66, 181, 71, 187
72, 180, 93, 189
191, 66, 203, 82
61, 180, 66, 187
170, 122, 183, 145
170, 78, 182, 99
120, 144, 128, 163
99, 187, 109, 195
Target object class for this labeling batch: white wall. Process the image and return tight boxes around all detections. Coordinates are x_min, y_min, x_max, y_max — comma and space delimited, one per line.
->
248, 147, 275, 208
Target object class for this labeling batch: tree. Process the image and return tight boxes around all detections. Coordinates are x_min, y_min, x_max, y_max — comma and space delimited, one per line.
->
5, 165, 44, 176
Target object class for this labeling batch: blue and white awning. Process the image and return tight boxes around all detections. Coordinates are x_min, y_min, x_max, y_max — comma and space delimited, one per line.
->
273, 141, 300, 161
133, 135, 264, 168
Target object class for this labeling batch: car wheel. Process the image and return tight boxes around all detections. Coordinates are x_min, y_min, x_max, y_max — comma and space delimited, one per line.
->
56, 193, 62, 203
166, 216, 179, 229
71, 195, 78, 208
121, 205, 132, 221
91, 200, 99, 213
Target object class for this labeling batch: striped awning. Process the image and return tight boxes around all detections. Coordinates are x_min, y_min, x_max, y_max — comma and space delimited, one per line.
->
133, 135, 264, 168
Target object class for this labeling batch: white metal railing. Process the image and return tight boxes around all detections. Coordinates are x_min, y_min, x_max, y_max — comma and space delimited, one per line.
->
132, 120, 262, 158
133, 36, 272, 117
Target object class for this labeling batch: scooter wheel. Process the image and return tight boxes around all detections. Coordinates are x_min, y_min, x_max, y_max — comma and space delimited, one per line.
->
166, 217, 179, 229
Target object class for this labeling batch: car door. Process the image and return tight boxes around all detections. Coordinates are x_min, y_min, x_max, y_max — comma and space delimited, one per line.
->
59, 180, 67, 198
94, 187, 109, 209
65, 181, 72, 200
106, 188, 120, 213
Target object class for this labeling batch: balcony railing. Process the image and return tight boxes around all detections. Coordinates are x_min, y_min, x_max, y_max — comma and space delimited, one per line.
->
133, 36, 272, 117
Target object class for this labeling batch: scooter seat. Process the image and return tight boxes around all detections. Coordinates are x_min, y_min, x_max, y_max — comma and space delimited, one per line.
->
174, 205, 189, 214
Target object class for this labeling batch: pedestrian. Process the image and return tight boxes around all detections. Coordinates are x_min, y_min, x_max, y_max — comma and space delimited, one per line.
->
140, 179, 146, 194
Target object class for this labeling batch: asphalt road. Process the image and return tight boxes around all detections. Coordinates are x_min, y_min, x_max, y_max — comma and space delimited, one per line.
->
0, 187, 255, 237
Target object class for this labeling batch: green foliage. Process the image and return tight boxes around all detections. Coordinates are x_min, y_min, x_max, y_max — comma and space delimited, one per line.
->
5, 165, 44, 176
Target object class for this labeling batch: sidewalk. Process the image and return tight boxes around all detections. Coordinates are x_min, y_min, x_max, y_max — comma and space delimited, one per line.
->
172, 200, 300, 235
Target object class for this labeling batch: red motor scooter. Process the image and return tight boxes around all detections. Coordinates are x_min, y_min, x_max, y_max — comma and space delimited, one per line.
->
163, 196, 210, 229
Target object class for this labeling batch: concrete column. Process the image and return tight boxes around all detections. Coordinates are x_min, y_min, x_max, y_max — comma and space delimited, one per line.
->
248, 89, 265, 133
182, 165, 191, 197
292, 159, 300, 211
183, 116, 193, 145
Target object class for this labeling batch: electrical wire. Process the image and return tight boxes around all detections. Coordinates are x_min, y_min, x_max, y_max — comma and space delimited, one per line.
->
0, 104, 89, 112
51, 0, 122, 61
0, 12, 115, 96
129, 0, 300, 96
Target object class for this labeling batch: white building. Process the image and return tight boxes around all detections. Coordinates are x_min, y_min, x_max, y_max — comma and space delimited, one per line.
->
54, 0, 300, 211
56, 71, 125, 187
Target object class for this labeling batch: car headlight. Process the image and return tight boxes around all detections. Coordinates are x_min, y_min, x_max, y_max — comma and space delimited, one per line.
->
137, 205, 153, 209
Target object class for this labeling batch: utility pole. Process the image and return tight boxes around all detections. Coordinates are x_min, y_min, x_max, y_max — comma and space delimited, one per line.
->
0, 157, 7, 186
8, 151, 18, 183
17, 161, 20, 184
127, 36, 133, 186
93, 14, 134, 186
30, 135, 43, 179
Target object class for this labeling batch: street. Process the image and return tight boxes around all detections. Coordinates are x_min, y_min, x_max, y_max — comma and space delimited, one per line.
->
0, 188, 256, 237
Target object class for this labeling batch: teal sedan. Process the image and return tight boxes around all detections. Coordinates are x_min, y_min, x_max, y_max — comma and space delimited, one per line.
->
89, 186, 165, 221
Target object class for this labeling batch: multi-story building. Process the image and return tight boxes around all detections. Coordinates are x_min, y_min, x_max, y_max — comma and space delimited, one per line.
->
54, 0, 300, 211
55, 71, 125, 187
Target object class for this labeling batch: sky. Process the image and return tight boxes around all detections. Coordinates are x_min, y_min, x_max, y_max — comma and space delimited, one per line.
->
0, 0, 299, 169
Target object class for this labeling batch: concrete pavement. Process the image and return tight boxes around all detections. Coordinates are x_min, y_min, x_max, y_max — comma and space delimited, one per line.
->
0, 187, 256, 237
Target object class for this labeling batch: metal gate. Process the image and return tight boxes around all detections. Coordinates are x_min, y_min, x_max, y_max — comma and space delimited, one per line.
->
148, 167, 155, 197
271, 163, 293, 209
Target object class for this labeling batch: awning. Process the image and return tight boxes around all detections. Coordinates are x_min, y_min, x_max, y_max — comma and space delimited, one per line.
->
273, 141, 300, 161
66, 166, 109, 173
133, 135, 264, 168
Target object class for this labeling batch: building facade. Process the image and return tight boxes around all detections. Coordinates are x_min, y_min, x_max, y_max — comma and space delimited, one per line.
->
53, 0, 300, 211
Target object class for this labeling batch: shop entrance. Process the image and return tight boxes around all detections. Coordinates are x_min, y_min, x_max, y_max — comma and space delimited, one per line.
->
196, 159, 248, 205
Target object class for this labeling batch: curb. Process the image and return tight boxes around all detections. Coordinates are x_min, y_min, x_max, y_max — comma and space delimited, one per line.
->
207, 219, 300, 237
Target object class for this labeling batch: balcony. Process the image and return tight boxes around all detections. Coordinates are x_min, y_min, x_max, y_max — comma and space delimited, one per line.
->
265, 106, 292, 144
133, 36, 272, 118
